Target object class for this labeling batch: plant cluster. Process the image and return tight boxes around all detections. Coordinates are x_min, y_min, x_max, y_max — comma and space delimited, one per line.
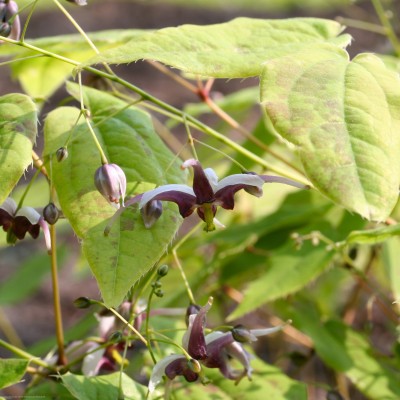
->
0, 0, 399, 399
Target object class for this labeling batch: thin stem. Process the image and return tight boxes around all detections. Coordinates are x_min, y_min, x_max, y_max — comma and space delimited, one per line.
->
32, 150, 48, 178
371, 0, 400, 56
78, 73, 108, 164
92, 301, 148, 346
0, 308, 24, 349
0, 338, 52, 369
16, 167, 42, 211
183, 115, 198, 160
335, 17, 386, 34
49, 224, 67, 365
172, 248, 196, 304
20, 0, 40, 42
145, 288, 158, 364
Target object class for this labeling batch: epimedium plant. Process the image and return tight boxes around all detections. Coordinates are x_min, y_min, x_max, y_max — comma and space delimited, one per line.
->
0, 0, 399, 399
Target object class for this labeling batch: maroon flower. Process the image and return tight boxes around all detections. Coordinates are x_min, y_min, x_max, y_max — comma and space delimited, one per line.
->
148, 299, 286, 393
0, 198, 50, 250
117, 159, 308, 232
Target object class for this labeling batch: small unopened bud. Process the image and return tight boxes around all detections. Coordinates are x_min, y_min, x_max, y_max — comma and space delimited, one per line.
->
0, 1, 20, 41
108, 331, 123, 343
141, 199, 163, 229
154, 289, 164, 298
65, 0, 87, 5
43, 203, 60, 225
151, 280, 162, 289
157, 264, 168, 277
232, 324, 256, 343
326, 390, 344, 400
94, 163, 127, 208
56, 147, 68, 162
188, 358, 201, 374
73, 297, 93, 309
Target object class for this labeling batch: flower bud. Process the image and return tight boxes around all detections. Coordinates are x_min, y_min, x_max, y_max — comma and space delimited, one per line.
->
56, 147, 68, 162
108, 330, 123, 343
65, 0, 87, 5
43, 203, 60, 225
185, 303, 201, 327
232, 324, 256, 343
154, 289, 164, 298
1, 1, 20, 41
157, 264, 169, 277
94, 163, 127, 208
141, 199, 163, 229
73, 297, 93, 309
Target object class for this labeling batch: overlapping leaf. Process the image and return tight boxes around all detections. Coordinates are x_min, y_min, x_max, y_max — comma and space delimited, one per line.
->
84, 18, 351, 78
261, 48, 400, 221
0, 358, 29, 389
43, 84, 185, 307
0, 94, 37, 204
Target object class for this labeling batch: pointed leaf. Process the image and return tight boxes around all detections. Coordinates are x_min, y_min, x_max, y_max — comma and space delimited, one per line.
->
0, 358, 29, 389
85, 17, 351, 78
261, 49, 400, 221
345, 223, 400, 245
61, 372, 147, 400
290, 304, 400, 399
43, 84, 185, 307
0, 93, 37, 204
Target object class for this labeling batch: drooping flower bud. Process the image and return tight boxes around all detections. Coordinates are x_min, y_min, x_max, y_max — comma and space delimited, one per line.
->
43, 203, 60, 225
157, 264, 169, 277
56, 147, 68, 162
94, 163, 127, 208
65, 0, 87, 5
231, 325, 257, 343
73, 296, 93, 309
0, 1, 20, 41
141, 199, 163, 229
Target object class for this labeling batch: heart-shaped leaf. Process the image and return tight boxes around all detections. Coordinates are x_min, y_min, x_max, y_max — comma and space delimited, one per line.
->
0, 93, 37, 204
84, 17, 351, 78
44, 84, 185, 306
261, 48, 400, 221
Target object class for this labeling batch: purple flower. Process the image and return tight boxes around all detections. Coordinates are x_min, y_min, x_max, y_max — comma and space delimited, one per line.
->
94, 163, 127, 209
0, 0, 20, 41
119, 159, 308, 232
148, 298, 286, 393
0, 198, 51, 251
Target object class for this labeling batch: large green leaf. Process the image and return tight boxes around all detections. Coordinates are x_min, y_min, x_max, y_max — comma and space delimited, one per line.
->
43, 84, 185, 307
85, 18, 351, 78
289, 304, 400, 399
61, 372, 147, 400
0, 30, 144, 100
345, 223, 400, 244
261, 49, 400, 221
0, 358, 29, 389
0, 94, 37, 204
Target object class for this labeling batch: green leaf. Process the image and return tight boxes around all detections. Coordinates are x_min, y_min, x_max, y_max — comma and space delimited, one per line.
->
0, 30, 144, 100
0, 358, 29, 389
85, 17, 351, 78
43, 84, 185, 307
345, 223, 400, 244
261, 49, 400, 221
229, 240, 335, 320
61, 372, 147, 400
290, 305, 400, 399
0, 94, 37, 205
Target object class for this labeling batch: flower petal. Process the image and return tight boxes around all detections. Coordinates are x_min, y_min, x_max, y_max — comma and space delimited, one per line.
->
0, 198, 17, 215
184, 299, 212, 360
148, 354, 186, 393
139, 184, 196, 218
38, 218, 51, 252
259, 175, 310, 190
204, 168, 219, 191
82, 343, 106, 377
182, 159, 215, 204
16, 206, 41, 225
214, 174, 264, 209
165, 357, 198, 382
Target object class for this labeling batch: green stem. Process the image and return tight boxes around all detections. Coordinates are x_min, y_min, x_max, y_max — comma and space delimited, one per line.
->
172, 249, 196, 304
20, 0, 40, 42
145, 289, 157, 364
78, 73, 109, 164
371, 0, 400, 56
49, 224, 67, 366
0, 338, 52, 369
